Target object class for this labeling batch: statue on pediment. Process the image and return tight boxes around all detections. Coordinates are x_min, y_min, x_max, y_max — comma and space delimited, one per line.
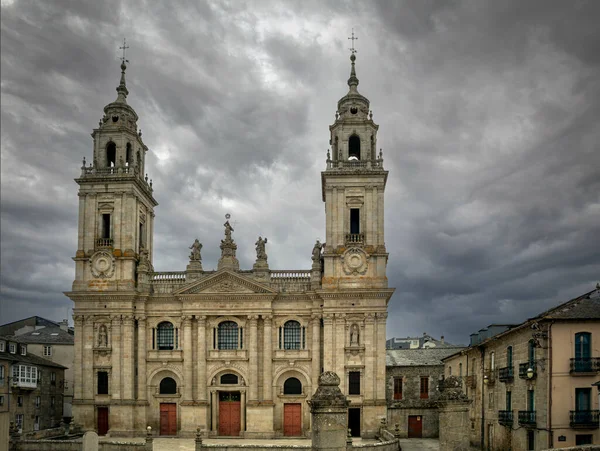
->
223, 220, 234, 242
255, 236, 268, 260
189, 239, 202, 261
312, 240, 323, 262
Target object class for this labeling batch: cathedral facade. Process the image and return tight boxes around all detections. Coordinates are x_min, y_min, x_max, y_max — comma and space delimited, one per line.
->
66, 52, 394, 438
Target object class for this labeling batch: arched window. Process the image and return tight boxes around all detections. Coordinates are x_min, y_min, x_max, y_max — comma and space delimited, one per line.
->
574, 332, 592, 372
157, 322, 174, 350
507, 346, 513, 367
220, 373, 238, 385
490, 352, 495, 370
159, 377, 177, 394
448, 366, 452, 376
348, 135, 360, 160
459, 363, 463, 377
528, 340, 536, 364
218, 321, 239, 350
283, 321, 301, 350
106, 142, 116, 167
283, 377, 302, 395
125, 143, 132, 167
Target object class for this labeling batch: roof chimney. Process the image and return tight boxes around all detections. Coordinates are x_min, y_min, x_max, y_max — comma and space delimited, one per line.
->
59, 319, 69, 332
441, 335, 445, 344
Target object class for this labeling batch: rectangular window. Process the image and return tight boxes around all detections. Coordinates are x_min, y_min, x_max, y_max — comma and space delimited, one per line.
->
102, 214, 111, 239
506, 391, 512, 411
17, 396, 23, 407
576, 435, 593, 445
43, 345, 52, 356
420, 377, 429, 399
459, 363, 463, 377
0, 396, 4, 406
349, 371, 361, 395
0, 341, 4, 351
0, 365, 4, 381
98, 371, 109, 395
9, 343, 16, 354
139, 222, 145, 249
35, 396, 41, 408
350, 209, 360, 234
50, 396, 55, 407
507, 346, 513, 367
15, 414, 23, 430
51, 372, 56, 384
393, 377, 403, 400
527, 429, 534, 450
34, 416, 40, 431
575, 388, 591, 411
528, 390, 535, 411
20, 345, 26, 356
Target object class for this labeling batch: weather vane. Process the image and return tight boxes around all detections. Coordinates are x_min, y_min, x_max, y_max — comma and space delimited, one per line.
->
348, 29, 358, 54
119, 38, 129, 65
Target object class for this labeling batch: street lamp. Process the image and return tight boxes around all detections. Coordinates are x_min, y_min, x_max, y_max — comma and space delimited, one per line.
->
526, 359, 546, 379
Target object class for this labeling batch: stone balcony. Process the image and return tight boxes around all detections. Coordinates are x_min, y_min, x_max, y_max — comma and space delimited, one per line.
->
345, 233, 365, 245
325, 158, 385, 171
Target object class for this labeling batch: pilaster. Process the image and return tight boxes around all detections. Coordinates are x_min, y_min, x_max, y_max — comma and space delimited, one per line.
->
136, 315, 147, 400
262, 315, 273, 401
197, 315, 207, 401
183, 315, 193, 401
323, 314, 334, 371
248, 315, 259, 401
122, 315, 135, 399
111, 315, 122, 400
83, 315, 94, 400
364, 313, 375, 400
311, 314, 321, 393
73, 315, 84, 401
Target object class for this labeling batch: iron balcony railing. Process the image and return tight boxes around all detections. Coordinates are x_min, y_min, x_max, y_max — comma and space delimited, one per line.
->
498, 410, 513, 426
498, 366, 514, 382
569, 410, 599, 428
518, 410, 536, 426
570, 358, 600, 374
519, 362, 536, 379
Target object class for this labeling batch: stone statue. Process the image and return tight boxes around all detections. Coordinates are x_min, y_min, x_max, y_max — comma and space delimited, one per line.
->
312, 240, 323, 262
350, 324, 359, 345
255, 236, 268, 260
223, 220, 234, 242
189, 239, 202, 261
98, 325, 108, 347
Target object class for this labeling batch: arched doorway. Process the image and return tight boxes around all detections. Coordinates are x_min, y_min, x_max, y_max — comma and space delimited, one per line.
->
159, 377, 177, 435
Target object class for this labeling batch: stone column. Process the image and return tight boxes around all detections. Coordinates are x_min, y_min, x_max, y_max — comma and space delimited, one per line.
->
308, 372, 350, 451
240, 390, 247, 432
183, 316, 193, 401
437, 376, 472, 451
364, 313, 375, 400
375, 312, 387, 401
311, 315, 321, 392
122, 315, 135, 400
262, 315, 273, 401
323, 314, 334, 371
111, 315, 122, 400
335, 314, 346, 393
136, 316, 147, 400
210, 390, 218, 433
73, 315, 84, 401
197, 316, 207, 401
83, 315, 94, 400
248, 315, 258, 401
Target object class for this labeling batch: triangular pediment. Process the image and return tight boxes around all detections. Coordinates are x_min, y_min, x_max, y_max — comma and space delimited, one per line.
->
174, 270, 277, 295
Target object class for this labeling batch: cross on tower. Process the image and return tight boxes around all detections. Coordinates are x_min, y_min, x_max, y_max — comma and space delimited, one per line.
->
348, 29, 358, 54
119, 38, 129, 64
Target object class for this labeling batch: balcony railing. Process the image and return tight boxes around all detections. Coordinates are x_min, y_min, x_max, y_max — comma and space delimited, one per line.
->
498, 366, 514, 382
519, 362, 536, 379
96, 238, 114, 248
570, 410, 599, 429
518, 410, 536, 426
498, 410, 513, 426
570, 358, 600, 374
345, 233, 365, 245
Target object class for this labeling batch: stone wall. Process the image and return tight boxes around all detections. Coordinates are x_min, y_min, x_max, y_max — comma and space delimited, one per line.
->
541, 447, 600, 451
14, 439, 145, 451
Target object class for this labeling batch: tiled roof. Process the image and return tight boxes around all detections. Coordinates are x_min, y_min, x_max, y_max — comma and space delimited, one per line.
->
0, 335, 67, 369
386, 347, 465, 367
538, 289, 600, 320
12, 327, 74, 344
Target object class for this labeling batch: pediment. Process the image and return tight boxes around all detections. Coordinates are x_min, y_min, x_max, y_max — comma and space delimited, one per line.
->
174, 270, 277, 295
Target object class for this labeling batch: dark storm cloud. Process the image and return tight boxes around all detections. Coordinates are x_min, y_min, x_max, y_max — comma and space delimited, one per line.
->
1, 0, 598, 346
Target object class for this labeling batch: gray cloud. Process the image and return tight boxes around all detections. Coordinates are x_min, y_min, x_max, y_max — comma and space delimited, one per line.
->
1, 0, 599, 346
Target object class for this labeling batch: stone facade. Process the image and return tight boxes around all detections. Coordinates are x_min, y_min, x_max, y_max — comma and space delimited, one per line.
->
65, 53, 394, 438
0, 337, 66, 434
443, 288, 600, 450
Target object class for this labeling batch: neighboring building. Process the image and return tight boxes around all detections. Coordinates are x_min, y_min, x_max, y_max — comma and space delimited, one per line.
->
0, 335, 66, 434
387, 333, 457, 350
443, 286, 600, 450
65, 51, 394, 438
386, 347, 464, 438
0, 317, 75, 419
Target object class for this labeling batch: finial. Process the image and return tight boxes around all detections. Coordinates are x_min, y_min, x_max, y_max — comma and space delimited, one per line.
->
335, 111, 339, 120
145, 173, 148, 182
348, 28, 358, 55
369, 110, 373, 120
347, 29, 359, 91
115, 39, 130, 103
327, 149, 331, 160
82, 157, 86, 167
379, 148, 383, 159
138, 128, 142, 137
150, 179, 153, 188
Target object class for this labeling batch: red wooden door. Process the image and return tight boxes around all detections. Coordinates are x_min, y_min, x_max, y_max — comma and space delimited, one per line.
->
408, 415, 422, 438
97, 407, 109, 436
284, 403, 302, 436
219, 392, 241, 436
160, 403, 177, 435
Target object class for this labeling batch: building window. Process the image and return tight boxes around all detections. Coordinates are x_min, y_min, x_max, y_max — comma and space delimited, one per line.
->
506, 391, 512, 410
50, 396, 55, 408
34, 416, 40, 431
20, 345, 26, 356
15, 414, 23, 430
528, 389, 535, 411
157, 322, 175, 350
576, 435, 593, 445
459, 363, 463, 377
393, 377, 402, 400
218, 321, 239, 350
420, 377, 429, 399
528, 340, 536, 364
17, 396, 23, 406
106, 142, 116, 167
349, 372, 360, 395
35, 396, 41, 408
350, 209, 360, 234
575, 388, 591, 412
0, 341, 4, 352
283, 377, 302, 395
0, 364, 4, 382
159, 377, 177, 395
101, 213, 111, 239
9, 343, 16, 354
220, 374, 238, 385
50, 372, 56, 385
97, 371, 109, 395
348, 135, 361, 160
527, 429, 534, 450
44, 345, 52, 356
490, 352, 495, 370
575, 332, 591, 360
0, 396, 4, 406
507, 346, 513, 367
12, 365, 38, 385
448, 366, 452, 376
283, 321, 302, 350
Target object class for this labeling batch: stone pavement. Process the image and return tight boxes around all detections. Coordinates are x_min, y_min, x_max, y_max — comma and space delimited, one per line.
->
398, 438, 440, 451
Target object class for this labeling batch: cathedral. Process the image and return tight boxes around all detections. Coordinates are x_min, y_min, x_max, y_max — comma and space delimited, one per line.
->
66, 49, 394, 438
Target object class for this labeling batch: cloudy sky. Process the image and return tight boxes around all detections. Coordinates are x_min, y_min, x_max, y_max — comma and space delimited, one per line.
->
1, 0, 599, 345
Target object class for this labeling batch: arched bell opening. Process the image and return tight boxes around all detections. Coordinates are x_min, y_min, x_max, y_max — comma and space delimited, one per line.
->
106, 142, 117, 167
348, 135, 360, 160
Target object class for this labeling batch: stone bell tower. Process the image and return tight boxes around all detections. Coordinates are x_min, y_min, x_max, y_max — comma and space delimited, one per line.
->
71, 59, 157, 292
321, 51, 389, 290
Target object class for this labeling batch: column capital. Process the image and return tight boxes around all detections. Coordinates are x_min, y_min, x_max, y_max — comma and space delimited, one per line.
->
262, 314, 273, 322
376, 312, 388, 320
111, 315, 122, 325
73, 315, 84, 326
135, 315, 147, 322
83, 315, 94, 325
311, 313, 322, 322
248, 314, 259, 324
196, 315, 207, 323
122, 315, 134, 325
182, 315, 193, 326
364, 313, 375, 324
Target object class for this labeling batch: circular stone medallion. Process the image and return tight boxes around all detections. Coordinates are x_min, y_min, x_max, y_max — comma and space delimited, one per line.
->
341, 247, 369, 275
90, 251, 115, 279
